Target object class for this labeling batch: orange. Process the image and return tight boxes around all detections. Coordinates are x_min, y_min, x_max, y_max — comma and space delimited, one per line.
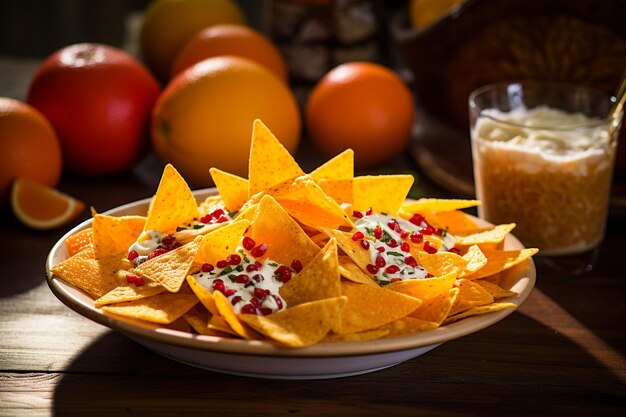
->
0, 97, 62, 203
65, 228, 94, 256
171, 24, 288, 81
306, 62, 415, 168
152, 56, 300, 186
11, 177, 85, 230
409, 0, 465, 29
139, 0, 246, 81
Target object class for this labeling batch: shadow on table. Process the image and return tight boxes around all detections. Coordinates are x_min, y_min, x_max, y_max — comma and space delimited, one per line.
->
52, 312, 625, 417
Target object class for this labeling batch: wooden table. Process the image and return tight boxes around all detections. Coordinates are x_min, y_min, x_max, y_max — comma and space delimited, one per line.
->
1, 143, 625, 416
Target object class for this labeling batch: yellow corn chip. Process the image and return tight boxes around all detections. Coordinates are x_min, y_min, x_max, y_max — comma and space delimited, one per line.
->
401, 198, 480, 213
336, 281, 423, 334
95, 281, 165, 307
163, 317, 192, 333
210, 167, 249, 211
280, 239, 341, 307
309, 149, 354, 181
386, 271, 457, 301
375, 316, 439, 337
92, 214, 146, 259
448, 279, 494, 316
238, 296, 347, 347
183, 306, 227, 337
416, 251, 467, 277
338, 256, 378, 286
133, 236, 202, 293
410, 288, 459, 325
443, 302, 517, 325
51, 247, 131, 299
144, 164, 200, 234
212, 290, 260, 340
235, 201, 259, 223
209, 314, 239, 336
247, 195, 320, 266
461, 244, 488, 276
476, 280, 518, 300
464, 248, 538, 280
424, 210, 479, 234
186, 275, 219, 316
317, 179, 353, 204
453, 224, 516, 247
352, 175, 414, 215
101, 293, 199, 324
248, 119, 304, 196
194, 220, 249, 266
321, 228, 372, 274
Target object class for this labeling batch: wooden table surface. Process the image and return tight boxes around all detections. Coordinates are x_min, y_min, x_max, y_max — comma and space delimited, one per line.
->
1, 140, 625, 416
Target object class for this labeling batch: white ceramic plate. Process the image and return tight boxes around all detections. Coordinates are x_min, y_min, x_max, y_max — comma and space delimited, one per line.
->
46, 188, 536, 379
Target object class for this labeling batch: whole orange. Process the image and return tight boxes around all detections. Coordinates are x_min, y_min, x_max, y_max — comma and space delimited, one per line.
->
152, 56, 300, 185
171, 24, 288, 82
140, 0, 246, 81
306, 62, 415, 168
27, 43, 160, 175
0, 97, 62, 203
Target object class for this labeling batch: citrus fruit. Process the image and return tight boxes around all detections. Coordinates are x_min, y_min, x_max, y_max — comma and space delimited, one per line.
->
65, 228, 94, 256
409, 0, 465, 29
140, 0, 246, 81
171, 24, 288, 81
306, 62, 415, 168
0, 97, 62, 203
11, 177, 85, 230
27, 43, 160, 176
152, 56, 300, 185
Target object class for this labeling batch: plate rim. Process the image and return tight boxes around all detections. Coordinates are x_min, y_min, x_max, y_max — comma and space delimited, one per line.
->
45, 188, 536, 359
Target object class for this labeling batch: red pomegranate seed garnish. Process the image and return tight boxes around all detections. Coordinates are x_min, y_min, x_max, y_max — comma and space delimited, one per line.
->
241, 304, 257, 314
352, 210, 363, 219
216, 260, 228, 269
200, 214, 211, 224
260, 308, 272, 315
366, 207, 373, 215
252, 273, 264, 282
213, 280, 225, 293
127, 250, 139, 262
201, 263, 214, 273
405, 255, 418, 268
409, 213, 425, 226
410, 233, 424, 244
400, 230, 410, 239
161, 234, 175, 246
420, 226, 435, 235
401, 242, 410, 252
390, 278, 402, 283
146, 252, 157, 260
217, 215, 229, 223
126, 274, 138, 283
273, 295, 284, 310
387, 239, 398, 248
448, 247, 461, 255
251, 243, 267, 258
246, 263, 259, 272
373, 226, 383, 239
250, 298, 261, 308
366, 264, 379, 274
277, 265, 292, 283
227, 254, 242, 265
210, 208, 224, 218
223, 288, 236, 297
387, 220, 398, 230
231, 296, 242, 305
434, 228, 443, 237
376, 246, 385, 253
360, 239, 370, 250
242, 236, 256, 250
425, 273, 433, 278
254, 287, 269, 299
235, 274, 249, 284
291, 259, 303, 272
352, 231, 364, 241
375, 255, 386, 268
423, 241, 438, 254
135, 277, 145, 286
171, 242, 182, 249
385, 265, 400, 274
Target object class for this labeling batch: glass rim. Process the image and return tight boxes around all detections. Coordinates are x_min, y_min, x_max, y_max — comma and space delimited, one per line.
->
468, 80, 621, 131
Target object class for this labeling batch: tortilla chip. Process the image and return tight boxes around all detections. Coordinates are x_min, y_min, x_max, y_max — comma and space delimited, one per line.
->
209, 167, 249, 211
280, 239, 341, 307
464, 248, 538, 280
338, 256, 378, 286
352, 175, 414, 215
246, 195, 320, 266
212, 290, 260, 340
132, 236, 202, 293
51, 247, 130, 299
448, 279, 494, 316
248, 119, 304, 196
425, 210, 479, 235
101, 293, 198, 324
186, 275, 219, 316
416, 251, 468, 277
476, 280, 518, 300
94, 281, 165, 307
144, 164, 200, 234
336, 281, 422, 334
443, 302, 517, 325
461, 245, 488, 276
92, 214, 146, 259
194, 220, 249, 266
309, 149, 354, 181
410, 288, 459, 325
401, 198, 480, 213
209, 314, 239, 336
183, 306, 226, 337
317, 179, 353, 205
453, 224, 516, 247
238, 297, 347, 347
375, 316, 439, 337
321, 228, 372, 274
386, 272, 457, 301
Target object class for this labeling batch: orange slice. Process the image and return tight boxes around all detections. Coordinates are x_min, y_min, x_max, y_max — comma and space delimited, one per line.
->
65, 228, 94, 256
11, 177, 85, 230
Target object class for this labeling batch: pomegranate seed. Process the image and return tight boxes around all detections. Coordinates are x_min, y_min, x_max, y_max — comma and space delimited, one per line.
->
231, 296, 242, 305
366, 207, 373, 215
251, 243, 267, 258
291, 259, 303, 272
201, 263, 214, 273
200, 214, 211, 224
217, 215, 229, 223
242, 236, 256, 250
216, 260, 228, 269
223, 288, 236, 297
135, 277, 145, 286
423, 241, 438, 254
126, 274, 138, 283
241, 304, 257, 314
147, 252, 157, 260
387, 239, 398, 248
373, 226, 383, 239
390, 278, 402, 283
405, 256, 418, 268
425, 273, 433, 278
273, 295, 283, 310
277, 265, 292, 283
161, 234, 175, 246
352, 210, 363, 218
352, 231, 364, 241
360, 239, 370, 250
235, 274, 249, 284
210, 208, 224, 218
400, 230, 410, 239
254, 287, 269, 299
375, 255, 386, 268
409, 213, 425, 226
171, 242, 182, 249
385, 265, 400, 274
401, 242, 410, 252
410, 233, 424, 244
252, 274, 264, 282
420, 226, 435, 235
127, 250, 139, 261
246, 263, 259, 273
449, 247, 461, 255
227, 254, 242, 265
434, 228, 443, 237
387, 220, 398, 230
376, 246, 385, 253
366, 264, 379, 274
250, 298, 261, 308
260, 308, 272, 315
213, 280, 225, 293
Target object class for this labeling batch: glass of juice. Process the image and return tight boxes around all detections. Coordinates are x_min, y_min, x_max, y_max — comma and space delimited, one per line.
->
469, 81, 622, 274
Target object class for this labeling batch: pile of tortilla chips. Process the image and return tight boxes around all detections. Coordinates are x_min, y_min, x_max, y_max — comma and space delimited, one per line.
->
52, 120, 537, 348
